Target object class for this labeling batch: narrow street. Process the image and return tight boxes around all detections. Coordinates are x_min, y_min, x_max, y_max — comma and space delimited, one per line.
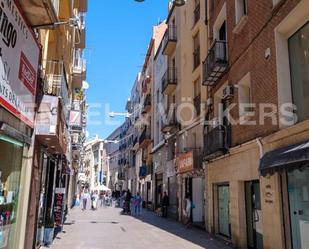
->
43, 206, 232, 249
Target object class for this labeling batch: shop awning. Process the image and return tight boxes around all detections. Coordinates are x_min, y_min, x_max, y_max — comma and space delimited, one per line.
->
260, 141, 309, 176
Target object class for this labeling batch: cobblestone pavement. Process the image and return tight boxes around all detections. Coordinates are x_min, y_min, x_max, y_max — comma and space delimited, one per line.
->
42, 205, 233, 249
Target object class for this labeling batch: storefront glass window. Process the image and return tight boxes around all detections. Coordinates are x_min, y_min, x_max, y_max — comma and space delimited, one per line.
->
0, 136, 23, 249
288, 167, 309, 249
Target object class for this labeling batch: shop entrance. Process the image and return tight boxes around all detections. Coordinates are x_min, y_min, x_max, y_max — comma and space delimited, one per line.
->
192, 177, 204, 223
245, 181, 263, 249
288, 167, 309, 249
218, 184, 230, 237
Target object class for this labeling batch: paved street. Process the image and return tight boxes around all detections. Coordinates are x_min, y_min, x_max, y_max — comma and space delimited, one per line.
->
44, 206, 233, 249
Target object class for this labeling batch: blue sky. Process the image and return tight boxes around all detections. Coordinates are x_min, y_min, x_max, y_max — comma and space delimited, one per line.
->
85, 0, 169, 140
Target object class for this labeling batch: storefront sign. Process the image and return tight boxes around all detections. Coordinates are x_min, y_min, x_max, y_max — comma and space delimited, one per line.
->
177, 151, 194, 174
54, 188, 65, 227
69, 110, 82, 127
0, 0, 40, 127
166, 161, 176, 177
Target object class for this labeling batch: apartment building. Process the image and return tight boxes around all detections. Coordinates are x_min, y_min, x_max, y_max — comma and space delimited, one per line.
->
16, 0, 88, 248
201, 0, 309, 249
105, 127, 122, 191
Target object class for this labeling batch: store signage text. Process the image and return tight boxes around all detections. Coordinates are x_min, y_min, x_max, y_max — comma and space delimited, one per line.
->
0, 0, 40, 127
177, 151, 194, 174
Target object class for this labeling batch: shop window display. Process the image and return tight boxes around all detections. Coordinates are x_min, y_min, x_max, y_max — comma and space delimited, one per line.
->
0, 136, 23, 249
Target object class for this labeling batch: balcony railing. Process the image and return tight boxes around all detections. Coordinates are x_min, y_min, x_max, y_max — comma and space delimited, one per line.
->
139, 127, 151, 145
193, 3, 200, 25
162, 25, 177, 56
203, 125, 231, 160
161, 113, 178, 133
73, 49, 86, 74
162, 67, 177, 94
193, 47, 200, 70
43, 60, 69, 115
118, 172, 125, 180
202, 40, 228, 86
142, 94, 151, 113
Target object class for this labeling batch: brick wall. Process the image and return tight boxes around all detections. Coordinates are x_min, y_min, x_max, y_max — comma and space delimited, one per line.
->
207, 0, 301, 147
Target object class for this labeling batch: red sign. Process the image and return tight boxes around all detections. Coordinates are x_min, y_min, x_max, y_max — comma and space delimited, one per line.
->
19, 52, 36, 95
69, 110, 82, 127
54, 190, 65, 227
177, 151, 194, 174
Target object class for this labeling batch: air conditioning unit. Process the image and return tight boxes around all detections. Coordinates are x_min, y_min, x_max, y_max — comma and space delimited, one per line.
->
206, 97, 213, 107
222, 85, 234, 100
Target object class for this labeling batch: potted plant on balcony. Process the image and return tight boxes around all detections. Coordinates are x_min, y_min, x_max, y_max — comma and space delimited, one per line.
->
43, 209, 55, 246
73, 90, 83, 101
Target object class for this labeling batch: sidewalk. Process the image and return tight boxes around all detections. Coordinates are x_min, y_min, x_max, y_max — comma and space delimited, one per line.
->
42, 206, 233, 249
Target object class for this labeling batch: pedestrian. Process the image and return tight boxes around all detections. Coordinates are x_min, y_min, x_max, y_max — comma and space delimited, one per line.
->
133, 192, 142, 216
100, 191, 105, 207
125, 189, 132, 214
183, 193, 192, 228
161, 191, 169, 218
92, 191, 99, 210
81, 190, 89, 211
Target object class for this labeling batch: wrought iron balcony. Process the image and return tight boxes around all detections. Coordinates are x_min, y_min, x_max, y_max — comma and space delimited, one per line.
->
193, 95, 201, 116
139, 127, 151, 148
162, 25, 177, 56
202, 40, 228, 86
161, 114, 178, 133
142, 94, 151, 114
118, 172, 125, 180
193, 3, 200, 25
203, 125, 231, 160
162, 67, 177, 95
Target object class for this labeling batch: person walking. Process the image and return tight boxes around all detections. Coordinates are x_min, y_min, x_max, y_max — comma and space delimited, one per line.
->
81, 190, 89, 211
183, 193, 192, 228
124, 189, 132, 214
161, 191, 169, 218
133, 192, 142, 216
92, 191, 99, 210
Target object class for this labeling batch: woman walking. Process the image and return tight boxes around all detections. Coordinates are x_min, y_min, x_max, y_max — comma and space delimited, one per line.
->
183, 193, 192, 228
133, 192, 142, 216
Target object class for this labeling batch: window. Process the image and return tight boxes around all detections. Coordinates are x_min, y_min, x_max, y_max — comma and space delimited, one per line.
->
194, 78, 201, 116
235, 0, 248, 24
289, 22, 309, 123
0, 137, 23, 248
238, 73, 252, 118
193, 32, 200, 69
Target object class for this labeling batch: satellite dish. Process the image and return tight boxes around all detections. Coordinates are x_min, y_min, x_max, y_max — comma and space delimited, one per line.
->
82, 80, 89, 90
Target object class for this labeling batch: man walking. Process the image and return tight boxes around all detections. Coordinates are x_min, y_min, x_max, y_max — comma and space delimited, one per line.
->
81, 190, 89, 211
161, 191, 169, 218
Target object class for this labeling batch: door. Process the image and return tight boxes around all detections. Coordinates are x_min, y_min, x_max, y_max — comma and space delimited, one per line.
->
246, 181, 263, 249
288, 167, 309, 249
218, 185, 230, 237
192, 177, 204, 223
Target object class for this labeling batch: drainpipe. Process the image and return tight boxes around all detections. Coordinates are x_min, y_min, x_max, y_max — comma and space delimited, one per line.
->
256, 138, 264, 159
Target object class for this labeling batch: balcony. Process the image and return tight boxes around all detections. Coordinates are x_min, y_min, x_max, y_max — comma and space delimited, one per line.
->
75, 27, 86, 49
73, 49, 86, 88
162, 67, 177, 95
161, 114, 178, 133
139, 127, 151, 149
18, 0, 59, 26
74, 0, 88, 12
202, 40, 228, 86
142, 94, 151, 114
162, 25, 177, 56
193, 3, 200, 25
203, 125, 231, 160
139, 163, 153, 178
193, 47, 200, 70
43, 60, 69, 118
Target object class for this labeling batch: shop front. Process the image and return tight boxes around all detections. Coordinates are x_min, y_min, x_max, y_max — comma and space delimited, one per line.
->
0, 134, 28, 249
177, 151, 205, 226
260, 141, 309, 249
